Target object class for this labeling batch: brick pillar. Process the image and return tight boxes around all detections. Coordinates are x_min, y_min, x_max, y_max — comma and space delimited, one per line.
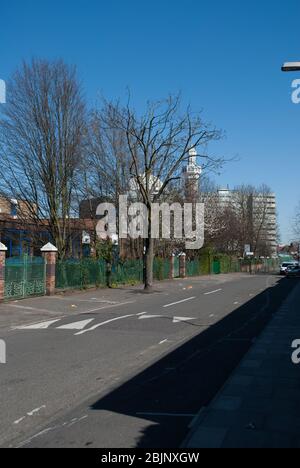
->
0, 243, 7, 302
41, 243, 58, 296
179, 253, 187, 279
169, 255, 175, 280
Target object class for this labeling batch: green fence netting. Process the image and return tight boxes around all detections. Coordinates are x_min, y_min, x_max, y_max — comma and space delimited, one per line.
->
187, 255, 244, 277
5, 256, 45, 299
111, 259, 144, 285
56, 257, 172, 290
55, 256, 281, 291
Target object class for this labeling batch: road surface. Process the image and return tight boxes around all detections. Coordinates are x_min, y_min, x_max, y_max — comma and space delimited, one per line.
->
0, 273, 296, 448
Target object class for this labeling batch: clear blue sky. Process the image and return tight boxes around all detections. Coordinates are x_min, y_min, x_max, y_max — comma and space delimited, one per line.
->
1, 0, 300, 243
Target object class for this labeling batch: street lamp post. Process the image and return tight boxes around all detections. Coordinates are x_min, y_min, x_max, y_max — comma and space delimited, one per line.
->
282, 62, 300, 72
282, 61, 300, 263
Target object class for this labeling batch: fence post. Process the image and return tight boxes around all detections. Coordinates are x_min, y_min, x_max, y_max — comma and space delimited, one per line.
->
41, 243, 58, 296
169, 254, 175, 280
0, 243, 7, 302
179, 253, 187, 279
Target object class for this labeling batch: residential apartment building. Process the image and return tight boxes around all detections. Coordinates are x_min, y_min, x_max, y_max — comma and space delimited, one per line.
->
217, 188, 277, 257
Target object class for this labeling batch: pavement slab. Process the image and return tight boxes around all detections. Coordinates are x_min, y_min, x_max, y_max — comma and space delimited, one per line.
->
183, 281, 300, 449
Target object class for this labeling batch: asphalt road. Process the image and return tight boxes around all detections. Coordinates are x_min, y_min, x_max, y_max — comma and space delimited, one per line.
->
0, 273, 296, 448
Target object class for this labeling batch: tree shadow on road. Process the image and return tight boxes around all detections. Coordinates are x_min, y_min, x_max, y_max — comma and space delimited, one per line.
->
89, 277, 297, 448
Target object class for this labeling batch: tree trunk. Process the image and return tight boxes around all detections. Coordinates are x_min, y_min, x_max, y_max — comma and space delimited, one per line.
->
144, 211, 154, 291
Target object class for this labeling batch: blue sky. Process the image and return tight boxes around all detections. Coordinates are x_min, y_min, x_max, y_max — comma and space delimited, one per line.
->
1, 0, 300, 242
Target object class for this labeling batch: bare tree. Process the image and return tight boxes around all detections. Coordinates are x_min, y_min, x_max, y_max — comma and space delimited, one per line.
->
230, 184, 274, 257
83, 105, 132, 204
96, 95, 224, 291
0, 59, 86, 258
293, 202, 300, 240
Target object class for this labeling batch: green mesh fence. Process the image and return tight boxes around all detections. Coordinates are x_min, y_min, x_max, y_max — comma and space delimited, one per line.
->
187, 255, 212, 277
153, 258, 170, 281
5, 256, 45, 299
56, 258, 144, 289
56, 259, 106, 290
111, 259, 144, 285
55, 255, 279, 291
56, 257, 171, 290
187, 255, 244, 277
187, 260, 201, 277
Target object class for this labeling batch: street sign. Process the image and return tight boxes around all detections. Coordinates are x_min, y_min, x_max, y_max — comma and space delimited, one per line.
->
82, 231, 91, 245
244, 244, 251, 255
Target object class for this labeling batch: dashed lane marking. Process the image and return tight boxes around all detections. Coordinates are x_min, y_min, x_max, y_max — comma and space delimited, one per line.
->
204, 289, 223, 296
163, 297, 196, 308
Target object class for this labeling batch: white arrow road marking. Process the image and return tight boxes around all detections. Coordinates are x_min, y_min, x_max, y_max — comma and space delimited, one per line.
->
14, 319, 61, 330
27, 405, 46, 416
173, 317, 196, 324
204, 289, 223, 296
139, 315, 164, 320
57, 319, 95, 330
75, 314, 135, 336
163, 297, 196, 308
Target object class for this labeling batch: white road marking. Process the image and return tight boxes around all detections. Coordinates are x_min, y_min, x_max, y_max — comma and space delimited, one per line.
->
27, 405, 46, 416
13, 417, 26, 425
80, 301, 135, 315
57, 319, 95, 330
173, 317, 196, 324
139, 315, 163, 320
163, 297, 196, 308
75, 314, 135, 336
11, 301, 134, 315
136, 312, 148, 316
159, 339, 169, 345
14, 405, 46, 425
52, 297, 117, 304
14, 319, 61, 330
68, 415, 88, 427
16, 427, 57, 448
204, 289, 223, 296
8, 304, 61, 314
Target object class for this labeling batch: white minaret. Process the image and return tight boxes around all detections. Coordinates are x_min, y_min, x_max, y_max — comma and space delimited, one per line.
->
182, 148, 202, 200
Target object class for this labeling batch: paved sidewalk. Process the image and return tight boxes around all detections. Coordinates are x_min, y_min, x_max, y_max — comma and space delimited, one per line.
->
183, 281, 300, 448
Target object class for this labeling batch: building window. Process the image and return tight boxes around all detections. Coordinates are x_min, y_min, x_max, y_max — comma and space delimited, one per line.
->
10, 204, 17, 217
